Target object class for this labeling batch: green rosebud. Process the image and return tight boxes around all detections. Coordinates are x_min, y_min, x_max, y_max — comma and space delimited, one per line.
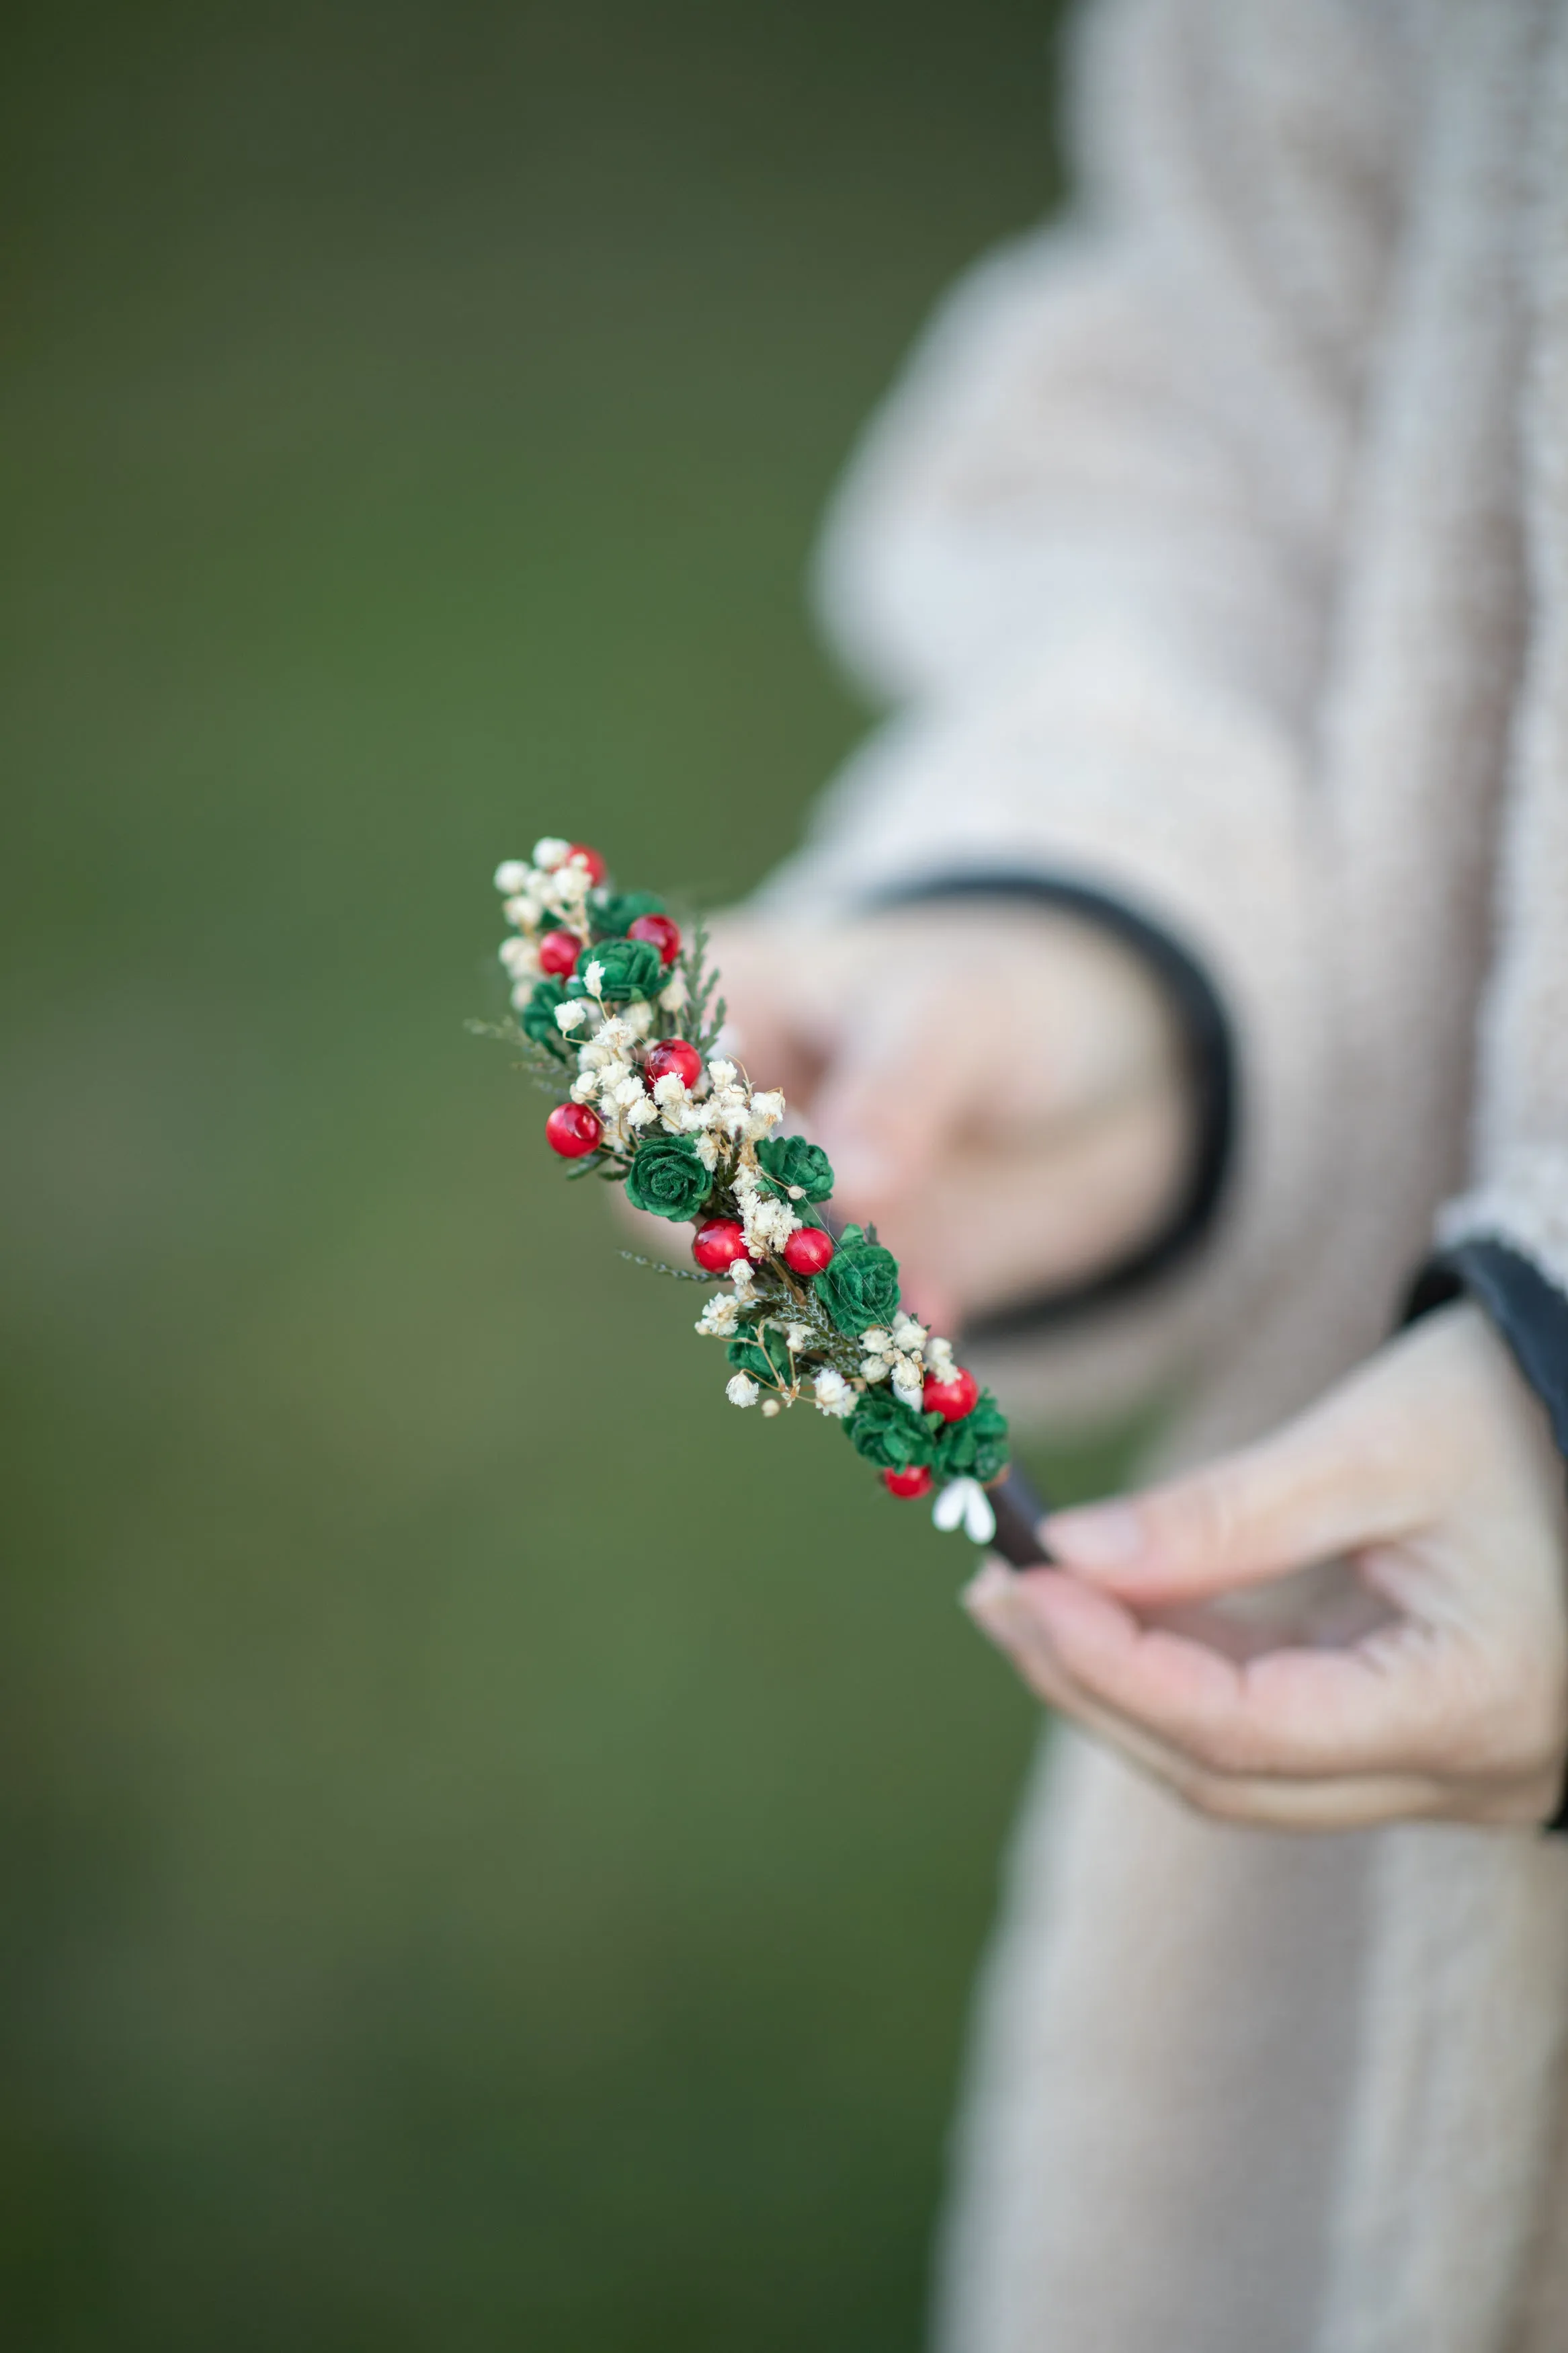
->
567, 936, 665, 1004
590, 889, 666, 943
520, 977, 571, 1057
932, 1392, 1009, 1485
844, 1388, 935, 1472
755, 1133, 835, 1205
725, 1326, 792, 1389
622, 1131, 712, 1222
813, 1233, 901, 1335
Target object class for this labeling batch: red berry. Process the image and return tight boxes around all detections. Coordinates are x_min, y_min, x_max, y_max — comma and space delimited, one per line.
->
538, 928, 584, 976
782, 1226, 835, 1277
565, 842, 606, 885
645, 1037, 704, 1092
883, 1465, 934, 1500
923, 1366, 980, 1422
628, 912, 682, 966
545, 1102, 602, 1158
692, 1218, 751, 1273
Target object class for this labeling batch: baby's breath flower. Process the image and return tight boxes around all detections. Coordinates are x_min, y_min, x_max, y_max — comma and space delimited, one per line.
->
726, 1373, 760, 1409
659, 971, 688, 1012
554, 1000, 587, 1033
499, 936, 538, 976
503, 893, 544, 928
860, 1328, 893, 1358
707, 1058, 737, 1090
860, 1355, 891, 1382
608, 1072, 647, 1111
651, 1072, 689, 1108
693, 1131, 720, 1172
571, 1070, 600, 1103
495, 859, 532, 893
583, 960, 606, 1000
743, 1090, 786, 1140
622, 1000, 655, 1035
624, 1096, 658, 1130
760, 1399, 782, 1419
696, 1294, 741, 1337
532, 837, 571, 871
729, 1258, 756, 1293
893, 1316, 928, 1354
924, 1335, 958, 1382
784, 1324, 812, 1353
813, 1368, 855, 1418
509, 980, 537, 1010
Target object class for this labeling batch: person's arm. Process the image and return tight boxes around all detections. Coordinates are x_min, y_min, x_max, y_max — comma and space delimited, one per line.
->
732, 0, 1417, 1398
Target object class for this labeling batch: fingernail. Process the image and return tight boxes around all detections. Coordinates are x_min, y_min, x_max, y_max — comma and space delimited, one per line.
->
1043, 1503, 1143, 1569
961, 1560, 1014, 1615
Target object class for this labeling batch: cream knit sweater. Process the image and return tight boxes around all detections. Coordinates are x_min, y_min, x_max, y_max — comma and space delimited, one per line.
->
764, 1, 1568, 2346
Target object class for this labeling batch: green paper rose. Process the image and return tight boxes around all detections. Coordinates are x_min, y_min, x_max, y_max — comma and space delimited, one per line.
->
844, 1388, 935, 1472
726, 1325, 792, 1388
622, 1131, 712, 1222
567, 936, 665, 1004
932, 1392, 1009, 1484
755, 1133, 835, 1205
812, 1230, 901, 1335
520, 977, 571, 1057
590, 889, 666, 942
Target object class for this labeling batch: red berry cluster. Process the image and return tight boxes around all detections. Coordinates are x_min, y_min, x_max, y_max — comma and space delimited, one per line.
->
879, 1365, 983, 1502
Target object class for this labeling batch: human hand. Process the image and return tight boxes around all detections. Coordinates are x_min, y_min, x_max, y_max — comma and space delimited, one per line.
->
702, 904, 1194, 1332
966, 1302, 1568, 1828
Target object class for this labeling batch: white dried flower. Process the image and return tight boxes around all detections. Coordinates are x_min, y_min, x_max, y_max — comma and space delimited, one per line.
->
760, 1398, 782, 1419
860, 1328, 893, 1358
651, 1072, 689, 1109
693, 1131, 720, 1172
502, 893, 544, 928
741, 1194, 798, 1255
743, 1090, 786, 1140
812, 1368, 855, 1418
622, 1000, 655, 1035
554, 1000, 587, 1034
659, 971, 688, 1012
893, 1316, 928, 1354
499, 936, 538, 977
494, 859, 531, 893
784, 1324, 812, 1353
582, 960, 606, 1000
509, 980, 536, 1010
696, 1294, 741, 1337
924, 1335, 958, 1381
707, 1058, 737, 1090
860, 1356, 890, 1383
570, 1070, 600, 1103
726, 1373, 760, 1409
532, 837, 571, 871
608, 1072, 647, 1111
892, 1363, 926, 1410
624, 1095, 658, 1130
729, 1258, 756, 1292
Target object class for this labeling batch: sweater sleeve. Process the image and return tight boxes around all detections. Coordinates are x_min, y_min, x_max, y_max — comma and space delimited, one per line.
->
760, 0, 1414, 1406
1426, 42, 1568, 1465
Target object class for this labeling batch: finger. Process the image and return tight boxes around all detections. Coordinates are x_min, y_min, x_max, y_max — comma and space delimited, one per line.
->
1042, 1388, 1426, 1603
964, 1566, 1445, 1826
811, 981, 980, 1204
1009, 1566, 1480, 1780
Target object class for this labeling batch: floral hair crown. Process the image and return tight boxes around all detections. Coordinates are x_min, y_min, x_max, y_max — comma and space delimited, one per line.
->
478, 837, 1048, 1559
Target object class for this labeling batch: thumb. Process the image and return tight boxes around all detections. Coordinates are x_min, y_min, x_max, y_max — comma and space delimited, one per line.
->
1043, 1389, 1416, 1603
811, 982, 977, 1203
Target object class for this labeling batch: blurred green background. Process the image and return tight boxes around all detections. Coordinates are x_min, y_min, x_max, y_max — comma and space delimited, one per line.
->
0, 3, 1091, 2345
